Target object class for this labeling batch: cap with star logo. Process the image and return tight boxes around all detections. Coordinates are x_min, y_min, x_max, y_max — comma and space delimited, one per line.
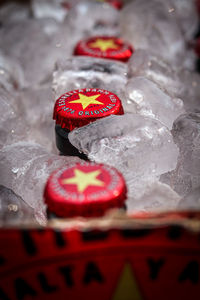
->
74, 36, 134, 62
44, 162, 127, 218
53, 88, 124, 131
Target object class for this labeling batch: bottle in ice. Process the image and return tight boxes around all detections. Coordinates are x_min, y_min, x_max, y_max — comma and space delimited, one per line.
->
53, 88, 124, 157
44, 162, 127, 218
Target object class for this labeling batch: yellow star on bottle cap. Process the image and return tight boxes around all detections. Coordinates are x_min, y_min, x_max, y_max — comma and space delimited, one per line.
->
68, 93, 103, 110
62, 169, 105, 193
89, 38, 120, 52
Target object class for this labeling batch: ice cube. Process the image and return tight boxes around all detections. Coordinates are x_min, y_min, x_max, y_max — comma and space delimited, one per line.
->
31, 0, 68, 22
175, 70, 200, 112
127, 180, 181, 213
124, 76, 185, 129
0, 185, 36, 227
69, 113, 179, 200
167, 0, 198, 40
64, 1, 120, 37
0, 88, 27, 149
53, 56, 127, 99
0, 18, 73, 87
128, 49, 183, 97
0, 142, 81, 224
0, 50, 25, 92
0, 2, 30, 25
17, 84, 57, 153
128, 50, 200, 112
178, 187, 200, 211
120, 0, 186, 66
161, 111, 200, 197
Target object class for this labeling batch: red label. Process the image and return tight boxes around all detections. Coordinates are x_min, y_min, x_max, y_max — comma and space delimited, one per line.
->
0, 220, 200, 300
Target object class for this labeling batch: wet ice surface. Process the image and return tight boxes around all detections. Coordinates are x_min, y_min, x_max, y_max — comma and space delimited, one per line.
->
0, 18, 75, 87
0, 142, 81, 225
0, 50, 24, 92
178, 188, 200, 211
176, 70, 200, 112
0, 185, 36, 227
128, 50, 200, 113
128, 49, 183, 97
65, 1, 120, 37
69, 113, 179, 208
161, 111, 200, 197
53, 56, 127, 99
17, 85, 57, 153
124, 76, 184, 129
0, 88, 27, 149
0, 2, 31, 25
127, 180, 181, 212
120, 0, 187, 66
31, 0, 68, 22
167, 0, 198, 40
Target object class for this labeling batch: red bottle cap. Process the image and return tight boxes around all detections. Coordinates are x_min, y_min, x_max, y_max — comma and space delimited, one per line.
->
53, 88, 124, 131
44, 162, 127, 218
74, 36, 134, 62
